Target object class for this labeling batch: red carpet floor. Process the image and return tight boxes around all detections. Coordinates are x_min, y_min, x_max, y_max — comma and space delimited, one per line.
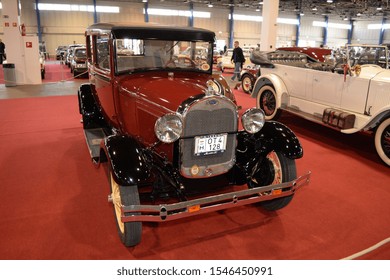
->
0, 87, 389, 260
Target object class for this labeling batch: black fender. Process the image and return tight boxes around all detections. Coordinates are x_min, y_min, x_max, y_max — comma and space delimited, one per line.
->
78, 83, 94, 114
252, 77, 273, 97
259, 121, 303, 159
103, 135, 152, 186
237, 121, 303, 162
78, 83, 106, 129
233, 121, 302, 185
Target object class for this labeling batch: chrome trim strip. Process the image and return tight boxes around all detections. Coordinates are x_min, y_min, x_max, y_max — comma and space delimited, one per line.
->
120, 171, 311, 222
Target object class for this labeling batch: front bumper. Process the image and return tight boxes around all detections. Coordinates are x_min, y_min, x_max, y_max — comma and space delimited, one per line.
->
117, 171, 311, 223
74, 68, 87, 74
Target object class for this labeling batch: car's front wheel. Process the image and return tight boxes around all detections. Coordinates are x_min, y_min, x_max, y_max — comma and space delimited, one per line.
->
248, 151, 296, 211
374, 118, 390, 166
256, 85, 281, 120
241, 74, 253, 94
110, 172, 142, 246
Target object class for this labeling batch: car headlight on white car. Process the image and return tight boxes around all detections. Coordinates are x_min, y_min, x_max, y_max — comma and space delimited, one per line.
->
241, 108, 265, 134
154, 114, 183, 143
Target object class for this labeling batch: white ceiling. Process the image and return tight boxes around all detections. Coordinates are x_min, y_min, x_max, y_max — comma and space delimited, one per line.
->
125, 0, 390, 21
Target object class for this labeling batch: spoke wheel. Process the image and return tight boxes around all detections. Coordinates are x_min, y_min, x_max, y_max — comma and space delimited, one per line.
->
374, 118, 390, 166
110, 172, 142, 246
256, 85, 280, 120
241, 75, 253, 94
248, 151, 296, 211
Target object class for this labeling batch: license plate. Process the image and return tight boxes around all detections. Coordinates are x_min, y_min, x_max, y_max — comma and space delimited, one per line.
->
194, 134, 227, 156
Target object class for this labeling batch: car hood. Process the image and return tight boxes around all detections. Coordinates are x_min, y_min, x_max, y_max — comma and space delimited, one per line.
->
117, 72, 212, 112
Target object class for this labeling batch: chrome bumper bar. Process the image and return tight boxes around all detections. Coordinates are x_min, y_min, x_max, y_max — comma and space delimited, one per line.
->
120, 171, 311, 223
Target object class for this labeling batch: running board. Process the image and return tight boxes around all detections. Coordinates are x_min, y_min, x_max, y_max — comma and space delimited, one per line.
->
83, 128, 105, 162
282, 106, 356, 131
283, 106, 324, 125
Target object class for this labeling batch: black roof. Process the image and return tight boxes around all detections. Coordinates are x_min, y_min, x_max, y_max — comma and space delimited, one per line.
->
86, 22, 215, 42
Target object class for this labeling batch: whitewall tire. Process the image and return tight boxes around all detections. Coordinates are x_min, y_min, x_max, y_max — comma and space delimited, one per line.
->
256, 85, 280, 120
374, 118, 390, 166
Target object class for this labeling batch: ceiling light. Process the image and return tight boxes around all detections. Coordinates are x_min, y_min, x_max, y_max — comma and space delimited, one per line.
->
327, 0, 333, 3
207, 2, 213, 7
312, 7, 317, 11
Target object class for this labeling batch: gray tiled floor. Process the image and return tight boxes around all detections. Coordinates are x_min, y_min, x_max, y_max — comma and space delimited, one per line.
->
0, 80, 84, 99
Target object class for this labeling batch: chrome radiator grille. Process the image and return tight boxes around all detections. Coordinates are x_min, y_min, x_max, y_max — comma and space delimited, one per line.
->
180, 96, 238, 178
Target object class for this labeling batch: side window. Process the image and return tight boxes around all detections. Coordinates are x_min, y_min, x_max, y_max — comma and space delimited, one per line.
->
96, 35, 110, 70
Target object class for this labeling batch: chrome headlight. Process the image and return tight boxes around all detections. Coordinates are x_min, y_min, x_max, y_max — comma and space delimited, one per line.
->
154, 114, 183, 143
242, 108, 265, 134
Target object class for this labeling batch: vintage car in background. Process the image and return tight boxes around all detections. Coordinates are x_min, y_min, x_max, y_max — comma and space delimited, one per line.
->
180, 46, 208, 58
55, 45, 67, 60
71, 46, 87, 78
213, 49, 222, 64
66, 44, 85, 67
216, 47, 253, 72
77, 23, 310, 246
240, 64, 261, 94
250, 44, 390, 166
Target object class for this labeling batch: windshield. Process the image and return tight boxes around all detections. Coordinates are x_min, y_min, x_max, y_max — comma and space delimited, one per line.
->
347, 45, 388, 68
115, 39, 213, 74
75, 48, 87, 58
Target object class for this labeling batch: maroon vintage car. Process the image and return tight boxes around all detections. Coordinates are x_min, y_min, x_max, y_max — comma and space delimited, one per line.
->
77, 23, 310, 246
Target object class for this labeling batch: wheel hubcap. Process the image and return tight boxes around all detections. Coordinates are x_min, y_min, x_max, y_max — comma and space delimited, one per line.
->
250, 152, 282, 187
261, 91, 276, 116
243, 77, 251, 91
266, 152, 282, 184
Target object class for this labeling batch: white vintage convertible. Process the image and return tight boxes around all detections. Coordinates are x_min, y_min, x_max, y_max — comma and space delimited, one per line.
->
250, 44, 390, 166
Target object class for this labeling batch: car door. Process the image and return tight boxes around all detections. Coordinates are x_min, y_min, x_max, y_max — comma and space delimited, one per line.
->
311, 69, 344, 108
361, 69, 390, 116
91, 34, 118, 127
275, 64, 310, 99
340, 74, 371, 114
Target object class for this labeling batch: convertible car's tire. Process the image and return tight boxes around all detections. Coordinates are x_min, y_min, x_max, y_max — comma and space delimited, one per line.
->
256, 85, 281, 120
374, 118, 390, 166
110, 172, 142, 247
241, 74, 253, 94
248, 151, 296, 211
